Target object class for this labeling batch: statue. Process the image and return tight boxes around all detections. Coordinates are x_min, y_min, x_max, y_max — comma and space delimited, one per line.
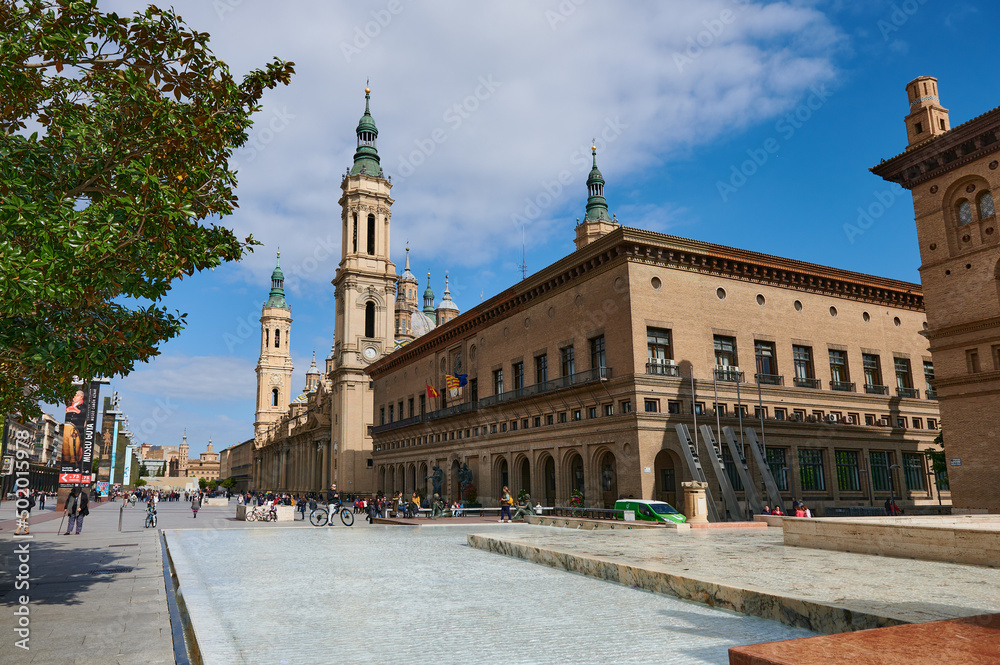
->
426, 465, 444, 497
458, 463, 473, 499
512, 493, 536, 520
430, 493, 451, 519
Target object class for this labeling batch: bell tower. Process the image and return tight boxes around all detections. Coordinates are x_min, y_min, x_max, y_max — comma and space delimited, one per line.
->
329, 87, 397, 493
905, 76, 950, 150
255, 253, 294, 445
575, 145, 619, 250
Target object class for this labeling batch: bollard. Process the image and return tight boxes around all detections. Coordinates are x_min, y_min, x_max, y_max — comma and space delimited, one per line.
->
119, 505, 123, 532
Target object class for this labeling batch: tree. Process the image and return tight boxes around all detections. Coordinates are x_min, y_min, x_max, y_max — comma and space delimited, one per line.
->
924, 431, 948, 487
0, 1, 295, 417
198, 477, 207, 490
133, 477, 146, 487
220, 477, 236, 490
138, 463, 149, 477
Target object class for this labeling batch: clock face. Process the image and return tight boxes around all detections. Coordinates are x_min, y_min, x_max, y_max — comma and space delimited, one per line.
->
363, 347, 378, 361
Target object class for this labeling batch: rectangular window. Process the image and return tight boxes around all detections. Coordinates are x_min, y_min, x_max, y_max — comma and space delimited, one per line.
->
799, 449, 826, 491
647, 327, 673, 362
388, 405, 394, 423
912, 417, 922, 429
512, 362, 524, 391
420, 394, 426, 416
590, 336, 606, 372
792, 345, 815, 386
398, 401, 403, 421
558, 412, 567, 423
533, 417, 541, 428
546, 414, 554, 425
835, 450, 860, 492
500, 424, 506, 433
903, 452, 926, 491
667, 400, 682, 414
493, 368, 504, 395
521, 419, 528, 430
754, 405, 767, 420
716, 403, 727, 416
573, 409, 582, 421
620, 400, 632, 413
408, 398, 414, 418
561, 346, 575, 377
510, 421, 517, 431
894, 357, 913, 389
923, 361, 935, 396
865, 413, 876, 426
994, 345, 1000, 371
470, 378, 478, 403
491, 424, 497, 434
863, 353, 883, 390
774, 408, 786, 421
694, 402, 705, 415
379, 407, 385, 426
588, 407, 597, 419
754, 340, 777, 377
714, 335, 738, 367
644, 399, 659, 413
869, 451, 892, 492
721, 445, 744, 491
766, 447, 788, 491
536, 354, 548, 384
604, 403, 614, 417
967, 349, 981, 374
829, 350, 849, 384
927, 418, 937, 430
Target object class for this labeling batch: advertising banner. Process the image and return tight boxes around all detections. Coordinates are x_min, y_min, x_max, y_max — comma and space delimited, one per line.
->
96, 481, 109, 497
59, 380, 102, 486
122, 445, 134, 486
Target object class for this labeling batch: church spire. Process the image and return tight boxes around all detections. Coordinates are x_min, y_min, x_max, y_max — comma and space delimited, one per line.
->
584, 145, 612, 223
350, 85, 381, 176
265, 252, 289, 310
423, 271, 436, 322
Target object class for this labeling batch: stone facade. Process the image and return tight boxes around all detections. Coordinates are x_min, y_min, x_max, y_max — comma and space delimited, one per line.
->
367, 227, 943, 516
872, 76, 1000, 514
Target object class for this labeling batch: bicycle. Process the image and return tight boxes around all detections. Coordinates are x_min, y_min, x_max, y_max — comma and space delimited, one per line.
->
144, 510, 157, 528
245, 505, 275, 522
310, 501, 354, 527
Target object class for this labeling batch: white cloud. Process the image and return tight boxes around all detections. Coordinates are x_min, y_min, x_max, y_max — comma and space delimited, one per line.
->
102, 0, 842, 288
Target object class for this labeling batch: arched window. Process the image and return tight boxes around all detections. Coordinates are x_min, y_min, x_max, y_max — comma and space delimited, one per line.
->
367, 214, 376, 255
957, 199, 973, 225
271, 388, 279, 407
365, 302, 375, 338
265, 329, 269, 348
274, 328, 280, 348
978, 191, 995, 219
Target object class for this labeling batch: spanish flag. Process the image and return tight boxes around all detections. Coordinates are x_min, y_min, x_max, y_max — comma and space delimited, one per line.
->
426, 384, 440, 399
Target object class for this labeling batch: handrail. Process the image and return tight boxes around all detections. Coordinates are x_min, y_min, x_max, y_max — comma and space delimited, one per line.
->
479, 367, 611, 408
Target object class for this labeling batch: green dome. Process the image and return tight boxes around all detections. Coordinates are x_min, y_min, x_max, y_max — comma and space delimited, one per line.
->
584, 147, 612, 223
265, 252, 289, 310
350, 88, 381, 176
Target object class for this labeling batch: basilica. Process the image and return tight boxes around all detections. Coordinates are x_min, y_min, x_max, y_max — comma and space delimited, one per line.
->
240, 88, 460, 495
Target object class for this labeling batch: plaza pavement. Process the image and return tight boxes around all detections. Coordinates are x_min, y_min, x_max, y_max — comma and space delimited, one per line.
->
0, 498, 321, 665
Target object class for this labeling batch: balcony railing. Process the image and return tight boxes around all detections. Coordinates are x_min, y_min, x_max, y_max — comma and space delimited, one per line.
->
714, 367, 744, 383
896, 387, 920, 399
755, 373, 784, 386
793, 377, 821, 389
425, 401, 478, 421
830, 380, 856, 392
926, 389, 938, 400
478, 367, 611, 409
646, 361, 680, 377
864, 384, 888, 395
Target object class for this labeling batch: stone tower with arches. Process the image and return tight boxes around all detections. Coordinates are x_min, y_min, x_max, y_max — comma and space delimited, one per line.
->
254, 253, 294, 444
329, 87, 398, 493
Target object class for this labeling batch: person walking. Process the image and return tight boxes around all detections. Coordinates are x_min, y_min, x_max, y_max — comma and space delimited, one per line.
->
64, 487, 89, 535
190, 493, 200, 519
499, 486, 513, 523
38, 492, 46, 511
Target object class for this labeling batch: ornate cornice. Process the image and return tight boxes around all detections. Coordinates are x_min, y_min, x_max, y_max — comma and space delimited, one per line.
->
367, 227, 923, 378
871, 104, 1000, 189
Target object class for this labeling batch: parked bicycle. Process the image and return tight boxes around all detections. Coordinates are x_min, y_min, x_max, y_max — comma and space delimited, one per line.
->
245, 505, 276, 522
310, 501, 354, 527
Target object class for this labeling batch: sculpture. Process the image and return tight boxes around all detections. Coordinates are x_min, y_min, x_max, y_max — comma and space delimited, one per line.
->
458, 463, 473, 499
430, 493, 451, 519
426, 465, 444, 497
512, 493, 536, 520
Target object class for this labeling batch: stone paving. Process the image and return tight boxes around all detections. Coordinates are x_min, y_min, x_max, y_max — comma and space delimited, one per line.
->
165, 524, 814, 665
467, 526, 1000, 629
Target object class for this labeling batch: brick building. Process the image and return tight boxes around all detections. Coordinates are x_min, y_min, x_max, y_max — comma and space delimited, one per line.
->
872, 76, 1000, 514
367, 150, 945, 517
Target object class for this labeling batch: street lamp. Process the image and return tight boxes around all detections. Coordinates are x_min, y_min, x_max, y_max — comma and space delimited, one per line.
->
888, 464, 901, 515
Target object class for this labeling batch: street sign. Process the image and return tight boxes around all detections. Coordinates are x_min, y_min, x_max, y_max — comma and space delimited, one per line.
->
949, 458, 962, 466
1, 456, 12, 476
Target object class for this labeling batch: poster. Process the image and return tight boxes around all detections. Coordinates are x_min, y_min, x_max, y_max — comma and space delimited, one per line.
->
96, 481, 109, 497
59, 380, 102, 486
122, 445, 134, 486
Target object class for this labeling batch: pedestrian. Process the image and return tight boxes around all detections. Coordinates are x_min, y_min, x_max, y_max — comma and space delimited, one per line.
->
499, 486, 513, 523
38, 492, 46, 510
64, 487, 89, 535
191, 493, 200, 519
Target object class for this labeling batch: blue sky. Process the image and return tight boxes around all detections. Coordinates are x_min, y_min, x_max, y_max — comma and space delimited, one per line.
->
85, 0, 995, 455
